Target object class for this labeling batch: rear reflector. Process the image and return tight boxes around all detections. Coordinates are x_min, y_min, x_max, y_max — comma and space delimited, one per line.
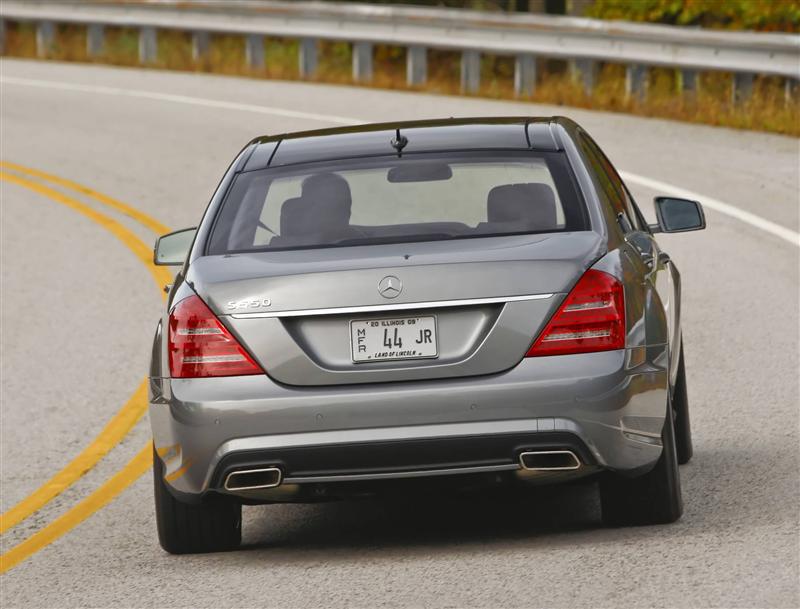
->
168, 295, 263, 378
526, 269, 625, 357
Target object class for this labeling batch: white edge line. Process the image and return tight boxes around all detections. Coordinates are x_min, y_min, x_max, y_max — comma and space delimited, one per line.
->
3, 75, 797, 248
0, 75, 362, 126
620, 171, 800, 248
229, 293, 554, 319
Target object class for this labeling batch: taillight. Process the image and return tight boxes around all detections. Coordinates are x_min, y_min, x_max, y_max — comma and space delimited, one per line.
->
168, 295, 263, 378
526, 269, 625, 357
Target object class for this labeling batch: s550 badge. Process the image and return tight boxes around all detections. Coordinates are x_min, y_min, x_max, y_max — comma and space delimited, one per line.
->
226, 298, 271, 310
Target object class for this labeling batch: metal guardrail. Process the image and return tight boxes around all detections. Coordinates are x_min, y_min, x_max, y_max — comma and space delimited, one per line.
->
2, 0, 799, 103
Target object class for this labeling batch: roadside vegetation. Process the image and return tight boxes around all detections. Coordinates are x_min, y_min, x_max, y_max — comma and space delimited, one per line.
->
587, 0, 799, 31
339, 0, 800, 31
2, 0, 798, 136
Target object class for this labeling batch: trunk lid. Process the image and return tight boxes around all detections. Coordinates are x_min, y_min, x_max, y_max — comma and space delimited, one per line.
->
186, 232, 604, 385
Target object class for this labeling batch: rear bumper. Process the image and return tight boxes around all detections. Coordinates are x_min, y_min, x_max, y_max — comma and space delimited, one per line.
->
213, 429, 597, 484
149, 346, 669, 500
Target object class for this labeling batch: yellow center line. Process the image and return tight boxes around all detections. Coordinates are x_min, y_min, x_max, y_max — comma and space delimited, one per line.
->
0, 161, 172, 236
0, 171, 172, 292
0, 382, 148, 534
0, 169, 170, 554
0, 445, 153, 574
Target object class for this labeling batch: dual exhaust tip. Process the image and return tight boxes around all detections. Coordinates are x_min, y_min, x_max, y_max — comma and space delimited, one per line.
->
518, 450, 581, 471
222, 451, 581, 491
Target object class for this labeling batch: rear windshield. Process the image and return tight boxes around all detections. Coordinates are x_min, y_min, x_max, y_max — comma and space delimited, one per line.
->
207, 152, 587, 254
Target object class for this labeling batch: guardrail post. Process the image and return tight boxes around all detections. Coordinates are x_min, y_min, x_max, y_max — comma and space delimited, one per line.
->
732, 72, 754, 105
514, 54, 536, 97
87, 24, 104, 58
625, 64, 647, 101
785, 78, 798, 105
192, 31, 210, 62
461, 49, 480, 94
139, 26, 157, 64
36, 21, 55, 58
570, 59, 597, 95
680, 69, 699, 97
352, 41, 373, 82
245, 35, 264, 69
299, 38, 318, 78
407, 45, 427, 87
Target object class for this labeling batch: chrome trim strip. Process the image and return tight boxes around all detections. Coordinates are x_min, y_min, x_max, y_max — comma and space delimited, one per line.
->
622, 431, 663, 446
518, 450, 581, 471
218, 418, 579, 454
224, 466, 283, 491
622, 428, 661, 439
283, 463, 520, 484
228, 292, 554, 319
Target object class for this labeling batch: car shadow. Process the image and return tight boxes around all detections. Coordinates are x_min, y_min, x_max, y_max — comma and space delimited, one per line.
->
241, 479, 603, 556
238, 442, 796, 558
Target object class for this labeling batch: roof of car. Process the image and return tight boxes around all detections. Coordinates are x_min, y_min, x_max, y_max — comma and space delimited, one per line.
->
240, 116, 575, 172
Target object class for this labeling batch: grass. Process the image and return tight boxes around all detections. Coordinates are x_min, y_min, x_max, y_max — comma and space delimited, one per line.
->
3, 21, 798, 136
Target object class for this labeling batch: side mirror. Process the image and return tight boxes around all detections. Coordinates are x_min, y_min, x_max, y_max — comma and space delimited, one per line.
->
651, 197, 706, 233
154, 227, 197, 266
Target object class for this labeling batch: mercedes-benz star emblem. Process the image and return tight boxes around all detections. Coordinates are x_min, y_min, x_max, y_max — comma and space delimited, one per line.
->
378, 275, 402, 299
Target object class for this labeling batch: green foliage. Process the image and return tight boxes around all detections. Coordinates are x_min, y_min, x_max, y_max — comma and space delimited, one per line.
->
587, 0, 800, 32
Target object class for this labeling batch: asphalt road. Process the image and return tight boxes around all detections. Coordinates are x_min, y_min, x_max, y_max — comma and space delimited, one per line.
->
1, 59, 798, 609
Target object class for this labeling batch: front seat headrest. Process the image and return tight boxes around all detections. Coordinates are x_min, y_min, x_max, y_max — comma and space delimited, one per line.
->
279, 197, 313, 237
487, 183, 558, 231
301, 173, 352, 229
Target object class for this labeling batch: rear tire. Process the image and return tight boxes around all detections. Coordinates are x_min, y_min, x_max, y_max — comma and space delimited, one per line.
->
672, 342, 693, 465
153, 446, 241, 554
600, 404, 683, 526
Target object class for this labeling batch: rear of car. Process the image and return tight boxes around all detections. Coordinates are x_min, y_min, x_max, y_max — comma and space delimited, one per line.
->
149, 118, 690, 554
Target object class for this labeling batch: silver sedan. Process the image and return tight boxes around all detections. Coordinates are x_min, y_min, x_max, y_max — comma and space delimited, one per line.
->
149, 116, 705, 554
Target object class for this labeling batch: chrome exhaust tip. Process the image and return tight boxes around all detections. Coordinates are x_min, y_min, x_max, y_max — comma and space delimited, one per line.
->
224, 466, 282, 491
519, 450, 581, 471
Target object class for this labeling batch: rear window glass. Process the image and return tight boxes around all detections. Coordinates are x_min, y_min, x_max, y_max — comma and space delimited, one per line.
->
207, 152, 587, 254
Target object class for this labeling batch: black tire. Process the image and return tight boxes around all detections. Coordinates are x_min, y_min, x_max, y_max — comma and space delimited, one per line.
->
600, 405, 683, 527
153, 446, 242, 554
672, 342, 693, 465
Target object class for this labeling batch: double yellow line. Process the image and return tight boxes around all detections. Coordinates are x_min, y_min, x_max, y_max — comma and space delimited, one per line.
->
0, 162, 171, 572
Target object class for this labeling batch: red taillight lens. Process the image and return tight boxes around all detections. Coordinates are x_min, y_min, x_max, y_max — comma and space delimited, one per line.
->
526, 269, 625, 357
168, 295, 263, 378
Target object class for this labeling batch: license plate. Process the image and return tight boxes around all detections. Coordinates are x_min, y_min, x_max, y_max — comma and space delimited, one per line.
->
350, 316, 438, 363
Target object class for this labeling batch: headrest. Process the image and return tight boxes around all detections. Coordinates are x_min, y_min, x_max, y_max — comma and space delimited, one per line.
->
487, 183, 557, 231
299, 172, 352, 229
279, 197, 310, 236
279, 178, 354, 239
302, 173, 351, 204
